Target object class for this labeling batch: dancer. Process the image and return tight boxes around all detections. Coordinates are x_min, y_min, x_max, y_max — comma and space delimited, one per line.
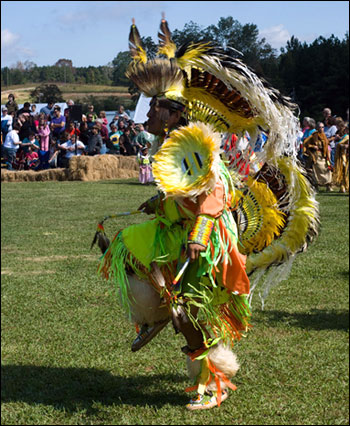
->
95, 16, 319, 410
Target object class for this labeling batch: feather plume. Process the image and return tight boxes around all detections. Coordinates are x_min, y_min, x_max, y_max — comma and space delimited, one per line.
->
157, 16, 177, 59
128, 20, 147, 64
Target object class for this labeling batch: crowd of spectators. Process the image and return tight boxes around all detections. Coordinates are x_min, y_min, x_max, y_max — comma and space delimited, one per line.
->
297, 107, 349, 193
1, 94, 155, 172
1, 94, 348, 193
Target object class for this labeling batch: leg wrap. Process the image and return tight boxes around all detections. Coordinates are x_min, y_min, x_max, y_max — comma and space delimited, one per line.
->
186, 342, 240, 395
127, 274, 169, 325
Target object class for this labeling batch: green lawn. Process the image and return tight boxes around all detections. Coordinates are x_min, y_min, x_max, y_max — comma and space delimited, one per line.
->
1, 180, 349, 425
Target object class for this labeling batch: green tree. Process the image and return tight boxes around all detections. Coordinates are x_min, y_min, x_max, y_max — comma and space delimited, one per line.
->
30, 84, 64, 103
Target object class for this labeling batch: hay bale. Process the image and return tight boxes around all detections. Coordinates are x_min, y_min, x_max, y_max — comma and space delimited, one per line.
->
1, 154, 139, 182
68, 154, 139, 181
1, 168, 68, 182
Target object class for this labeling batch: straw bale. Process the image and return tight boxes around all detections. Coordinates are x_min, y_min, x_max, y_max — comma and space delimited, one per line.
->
1, 168, 68, 182
1, 154, 139, 182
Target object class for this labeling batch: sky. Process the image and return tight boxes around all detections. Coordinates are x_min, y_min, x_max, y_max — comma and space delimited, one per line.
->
1, 1, 349, 68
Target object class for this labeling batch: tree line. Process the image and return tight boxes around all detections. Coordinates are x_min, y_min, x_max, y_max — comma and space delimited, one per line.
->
1, 17, 348, 119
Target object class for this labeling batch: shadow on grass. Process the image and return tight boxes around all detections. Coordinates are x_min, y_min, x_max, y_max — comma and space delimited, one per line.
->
258, 309, 349, 331
1, 365, 188, 414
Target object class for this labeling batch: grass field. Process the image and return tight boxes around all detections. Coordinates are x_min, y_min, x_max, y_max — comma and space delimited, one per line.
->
1, 84, 129, 105
1, 180, 349, 425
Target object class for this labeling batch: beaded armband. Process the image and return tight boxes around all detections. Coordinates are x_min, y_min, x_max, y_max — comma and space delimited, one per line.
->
188, 215, 215, 248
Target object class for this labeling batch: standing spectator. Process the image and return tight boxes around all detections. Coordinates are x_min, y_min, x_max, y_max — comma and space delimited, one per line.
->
303, 122, 332, 191
3, 124, 21, 170
66, 121, 81, 139
86, 113, 95, 131
78, 121, 90, 145
18, 113, 36, 142
5, 94, 18, 116
86, 105, 98, 121
137, 145, 153, 184
134, 123, 155, 153
119, 126, 136, 156
64, 99, 75, 126
40, 101, 55, 120
98, 111, 109, 126
324, 116, 338, 166
30, 104, 37, 116
86, 125, 103, 156
299, 118, 316, 164
322, 107, 332, 122
17, 102, 32, 117
116, 105, 130, 121
332, 126, 349, 193
36, 117, 51, 169
50, 106, 66, 139
1, 107, 13, 140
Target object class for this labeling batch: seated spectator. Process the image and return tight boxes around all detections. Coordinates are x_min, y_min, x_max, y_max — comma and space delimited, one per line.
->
5, 94, 18, 116
107, 123, 121, 154
25, 145, 40, 170
40, 101, 55, 120
58, 133, 86, 166
66, 121, 81, 138
21, 131, 40, 154
119, 126, 136, 156
98, 111, 108, 126
50, 105, 66, 139
94, 120, 109, 153
1, 107, 13, 140
86, 105, 98, 121
48, 138, 59, 168
3, 124, 21, 170
86, 125, 103, 156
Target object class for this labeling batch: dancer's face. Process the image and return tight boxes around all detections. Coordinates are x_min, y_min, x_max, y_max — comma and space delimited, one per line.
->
146, 98, 181, 136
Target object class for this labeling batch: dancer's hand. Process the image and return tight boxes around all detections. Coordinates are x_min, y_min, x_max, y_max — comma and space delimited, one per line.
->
187, 243, 206, 262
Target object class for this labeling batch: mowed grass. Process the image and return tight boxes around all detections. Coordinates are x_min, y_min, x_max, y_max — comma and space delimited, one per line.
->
1, 180, 349, 425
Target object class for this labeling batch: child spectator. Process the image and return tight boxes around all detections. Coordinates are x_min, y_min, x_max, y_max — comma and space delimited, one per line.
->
21, 132, 40, 154
107, 123, 121, 154
25, 145, 39, 170
137, 145, 153, 184
98, 111, 109, 126
119, 126, 135, 156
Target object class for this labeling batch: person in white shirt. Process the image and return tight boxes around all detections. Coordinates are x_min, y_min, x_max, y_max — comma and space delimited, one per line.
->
3, 124, 21, 170
58, 134, 85, 166
1, 107, 13, 140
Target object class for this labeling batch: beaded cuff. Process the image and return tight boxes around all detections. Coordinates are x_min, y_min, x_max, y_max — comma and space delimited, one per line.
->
188, 215, 215, 248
